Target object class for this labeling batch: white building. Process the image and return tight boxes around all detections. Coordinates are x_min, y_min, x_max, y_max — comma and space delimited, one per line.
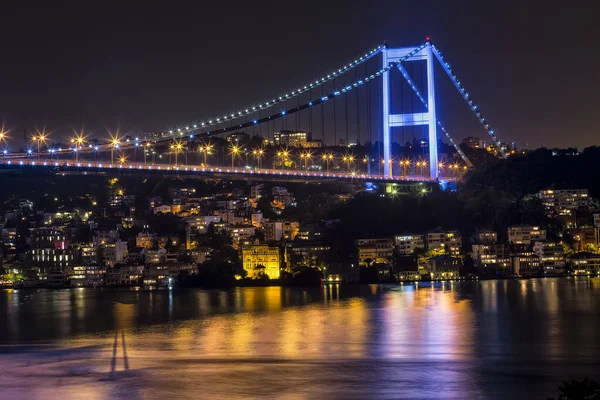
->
264, 221, 284, 241
570, 252, 600, 275
471, 244, 509, 268
533, 241, 565, 274
394, 235, 425, 255
507, 226, 546, 245
426, 231, 462, 256
101, 240, 128, 267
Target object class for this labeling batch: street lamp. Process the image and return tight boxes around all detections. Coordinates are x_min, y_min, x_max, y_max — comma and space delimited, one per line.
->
109, 133, 121, 165
143, 142, 153, 165
400, 159, 410, 176
70, 133, 85, 162
32, 130, 49, 159
229, 144, 241, 168
199, 143, 213, 166
381, 158, 395, 178
342, 153, 355, 172
171, 140, 184, 166
277, 149, 289, 171
299, 151, 313, 170
252, 148, 265, 169
416, 160, 428, 176
322, 153, 334, 173
0, 125, 7, 147
438, 161, 445, 176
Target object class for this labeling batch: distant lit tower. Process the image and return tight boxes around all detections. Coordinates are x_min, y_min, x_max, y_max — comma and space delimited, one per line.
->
381, 39, 438, 179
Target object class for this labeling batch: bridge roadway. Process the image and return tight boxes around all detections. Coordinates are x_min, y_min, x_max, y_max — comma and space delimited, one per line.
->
0, 159, 444, 185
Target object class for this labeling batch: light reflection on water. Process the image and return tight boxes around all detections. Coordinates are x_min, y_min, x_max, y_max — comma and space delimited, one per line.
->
0, 279, 599, 399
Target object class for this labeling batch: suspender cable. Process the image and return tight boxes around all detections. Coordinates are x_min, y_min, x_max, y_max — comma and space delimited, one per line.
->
309, 87, 313, 139
355, 66, 360, 145
333, 77, 337, 147
345, 85, 349, 146
321, 83, 325, 146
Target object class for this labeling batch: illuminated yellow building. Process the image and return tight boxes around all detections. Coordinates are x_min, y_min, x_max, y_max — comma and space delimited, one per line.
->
356, 238, 394, 265
242, 245, 282, 279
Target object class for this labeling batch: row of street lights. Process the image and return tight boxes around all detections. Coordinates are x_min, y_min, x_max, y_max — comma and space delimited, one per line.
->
0, 129, 469, 177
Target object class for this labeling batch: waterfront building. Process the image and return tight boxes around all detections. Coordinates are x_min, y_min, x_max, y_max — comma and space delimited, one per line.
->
242, 244, 283, 279
471, 243, 510, 268
100, 240, 128, 267
285, 241, 331, 266
30, 228, 74, 275
509, 251, 541, 277
533, 241, 566, 274
569, 252, 600, 275
356, 238, 394, 265
428, 255, 461, 280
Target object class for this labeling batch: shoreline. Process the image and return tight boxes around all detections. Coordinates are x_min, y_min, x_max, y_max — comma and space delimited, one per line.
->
2, 273, 597, 291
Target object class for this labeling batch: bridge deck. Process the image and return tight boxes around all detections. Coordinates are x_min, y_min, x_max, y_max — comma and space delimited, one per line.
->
0, 159, 446, 184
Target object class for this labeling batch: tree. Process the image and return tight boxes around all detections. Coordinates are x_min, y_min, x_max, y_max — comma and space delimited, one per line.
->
293, 266, 322, 285
550, 377, 600, 400
359, 266, 379, 283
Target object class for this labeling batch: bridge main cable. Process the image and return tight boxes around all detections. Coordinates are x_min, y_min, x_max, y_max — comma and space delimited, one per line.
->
165, 44, 387, 139
431, 44, 508, 159
151, 43, 429, 144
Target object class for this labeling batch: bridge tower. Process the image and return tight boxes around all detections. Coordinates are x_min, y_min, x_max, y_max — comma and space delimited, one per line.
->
382, 43, 438, 179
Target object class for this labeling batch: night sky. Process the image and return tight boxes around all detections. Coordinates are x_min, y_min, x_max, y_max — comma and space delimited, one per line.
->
1, 2, 598, 149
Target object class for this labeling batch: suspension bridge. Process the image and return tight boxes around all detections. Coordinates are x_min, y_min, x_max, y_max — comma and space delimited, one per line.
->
0, 39, 505, 185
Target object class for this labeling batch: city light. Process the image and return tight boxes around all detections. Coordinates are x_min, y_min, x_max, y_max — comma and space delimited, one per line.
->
229, 144, 242, 168
252, 148, 265, 169
321, 153, 334, 173
170, 140, 185, 166
299, 151, 313, 170
276, 149, 290, 171
108, 132, 122, 165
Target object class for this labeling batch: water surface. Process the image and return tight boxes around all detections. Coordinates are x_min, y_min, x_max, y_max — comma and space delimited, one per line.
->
1, 279, 599, 399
